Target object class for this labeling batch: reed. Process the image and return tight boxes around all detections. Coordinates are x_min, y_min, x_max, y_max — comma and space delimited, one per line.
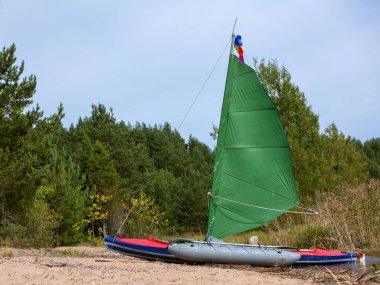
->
314, 180, 380, 250
260, 180, 380, 250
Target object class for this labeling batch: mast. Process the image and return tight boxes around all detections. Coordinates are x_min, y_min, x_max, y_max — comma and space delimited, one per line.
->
230, 18, 237, 55
207, 19, 237, 239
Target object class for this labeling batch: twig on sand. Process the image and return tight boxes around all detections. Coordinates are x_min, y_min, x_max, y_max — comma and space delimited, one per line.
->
95, 259, 114, 262
357, 270, 370, 282
358, 270, 380, 284
40, 261, 67, 268
326, 268, 341, 285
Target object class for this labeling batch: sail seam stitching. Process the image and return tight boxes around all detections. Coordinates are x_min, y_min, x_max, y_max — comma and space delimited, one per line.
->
224, 146, 289, 149
229, 108, 276, 113
211, 194, 318, 215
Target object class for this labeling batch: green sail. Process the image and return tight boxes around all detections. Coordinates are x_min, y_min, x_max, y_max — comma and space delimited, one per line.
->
207, 55, 299, 239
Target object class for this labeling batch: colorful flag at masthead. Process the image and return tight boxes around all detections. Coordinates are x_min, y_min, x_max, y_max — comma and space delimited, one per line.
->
234, 35, 244, 62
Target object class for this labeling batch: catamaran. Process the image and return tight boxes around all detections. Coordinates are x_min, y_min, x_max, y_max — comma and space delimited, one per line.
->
104, 30, 359, 266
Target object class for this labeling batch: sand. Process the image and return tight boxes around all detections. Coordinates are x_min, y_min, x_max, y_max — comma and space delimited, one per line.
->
0, 246, 375, 285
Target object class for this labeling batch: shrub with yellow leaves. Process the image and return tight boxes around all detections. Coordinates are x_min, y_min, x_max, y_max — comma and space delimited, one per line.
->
124, 192, 168, 238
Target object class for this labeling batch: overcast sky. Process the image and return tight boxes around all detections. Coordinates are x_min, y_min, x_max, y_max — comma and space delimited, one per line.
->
1, 0, 379, 147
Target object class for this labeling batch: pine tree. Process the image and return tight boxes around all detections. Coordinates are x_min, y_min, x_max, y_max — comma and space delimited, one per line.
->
320, 124, 368, 192
0, 44, 42, 231
0, 44, 40, 150
81, 136, 121, 236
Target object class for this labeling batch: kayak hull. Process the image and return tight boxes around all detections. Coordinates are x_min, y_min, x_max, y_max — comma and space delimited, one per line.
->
294, 248, 357, 265
168, 241, 301, 266
103, 236, 183, 263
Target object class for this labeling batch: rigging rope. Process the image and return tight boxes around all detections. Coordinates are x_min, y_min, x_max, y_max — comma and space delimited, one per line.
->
177, 38, 231, 130
210, 193, 319, 215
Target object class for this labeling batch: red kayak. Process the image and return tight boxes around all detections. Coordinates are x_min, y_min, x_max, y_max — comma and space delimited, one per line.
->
293, 247, 360, 265
104, 236, 184, 263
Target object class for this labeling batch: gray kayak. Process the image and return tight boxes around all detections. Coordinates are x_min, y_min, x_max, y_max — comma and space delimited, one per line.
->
168, 241, 301, 266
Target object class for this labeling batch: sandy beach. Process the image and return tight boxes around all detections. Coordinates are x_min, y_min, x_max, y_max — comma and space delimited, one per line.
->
0, 246, 377, 285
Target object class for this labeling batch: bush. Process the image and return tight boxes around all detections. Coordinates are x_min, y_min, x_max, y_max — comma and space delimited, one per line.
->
0, 186, 58, 247
294, 225, 337, 249
25, 186, 59, 247
124, 192, 168, 238
0, 222, 29, 247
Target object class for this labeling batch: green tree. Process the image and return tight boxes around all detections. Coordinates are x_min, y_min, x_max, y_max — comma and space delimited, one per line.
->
76, 104, 133, 174
75, 104, 151, 193
44, 150, 86, 245
29, 104, 87, 245
125, 191, 167, 237
0, 44, 46, 242
180, 137, 213, 230
320, 124, 368, 192
0, 44, 40, 150
81, 136, 121, 236
142, 123, 188, 177
355, 138, 380, 179
26, 186, 59, 247
144, 169, 183, 230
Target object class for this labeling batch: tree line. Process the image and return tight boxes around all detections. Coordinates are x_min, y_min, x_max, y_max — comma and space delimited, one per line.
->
0, 44, 378, 247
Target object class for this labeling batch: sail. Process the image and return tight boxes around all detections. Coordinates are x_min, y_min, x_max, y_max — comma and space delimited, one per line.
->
207, 55, 299, 239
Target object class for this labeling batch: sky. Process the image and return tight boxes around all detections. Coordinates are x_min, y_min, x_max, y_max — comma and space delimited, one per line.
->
1, 0, 379, 148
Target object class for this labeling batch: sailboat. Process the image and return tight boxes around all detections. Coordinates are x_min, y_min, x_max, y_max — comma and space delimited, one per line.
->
166, 33, 301, 265
104, 32, 359, 266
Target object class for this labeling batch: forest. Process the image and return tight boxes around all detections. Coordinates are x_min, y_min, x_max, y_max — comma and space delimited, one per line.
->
0, 44, 379, 249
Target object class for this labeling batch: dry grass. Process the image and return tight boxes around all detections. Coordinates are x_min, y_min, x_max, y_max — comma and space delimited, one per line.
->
60, 248, 86, 257
164, 180, 380, 252
315, 180, 380, 250
260, 180, 380, 251
0, 249, 13, 258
